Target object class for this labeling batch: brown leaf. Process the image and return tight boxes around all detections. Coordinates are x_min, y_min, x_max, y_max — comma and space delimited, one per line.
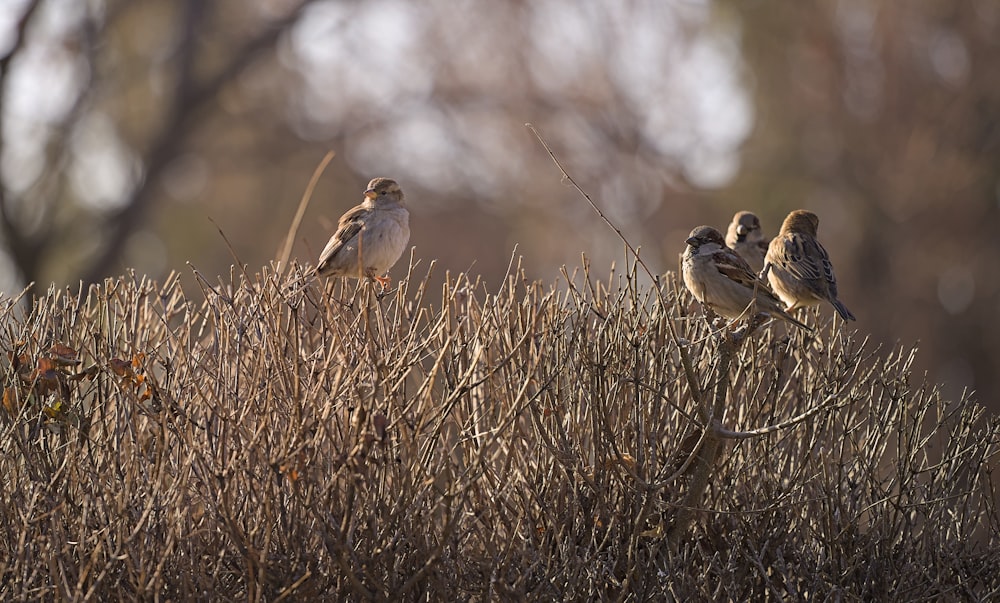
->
68, 364, 100, 382
15, 354, 32, 381
109, 358, 133, 378
36, 357, 59, 373
33, 372, 60, 396
48, 344, 80, 366
2, 387, 19, 414
373, 413, 388, 441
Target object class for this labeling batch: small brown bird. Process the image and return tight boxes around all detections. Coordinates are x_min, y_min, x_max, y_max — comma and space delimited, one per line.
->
764, 210, 855, 321
725, 211, 769, 273
316, 177, 410, 287
682, 225, 809, 330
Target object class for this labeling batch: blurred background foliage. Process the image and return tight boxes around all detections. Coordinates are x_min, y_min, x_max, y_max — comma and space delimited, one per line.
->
0, 0, 997, 410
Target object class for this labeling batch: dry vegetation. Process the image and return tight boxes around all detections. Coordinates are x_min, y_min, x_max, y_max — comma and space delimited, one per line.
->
0, 256, 998, 600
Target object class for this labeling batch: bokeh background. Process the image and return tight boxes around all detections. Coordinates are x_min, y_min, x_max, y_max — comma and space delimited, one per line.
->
1, 0, 997, 411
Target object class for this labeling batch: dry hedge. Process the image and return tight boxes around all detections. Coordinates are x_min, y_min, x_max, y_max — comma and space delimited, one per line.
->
1, 256, 998, 601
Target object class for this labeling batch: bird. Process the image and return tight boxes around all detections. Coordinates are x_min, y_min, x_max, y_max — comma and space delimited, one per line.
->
682, 225, 810, 330
725, 211, 769, 273
763, 209, 855, 321
315, 177, 410, 288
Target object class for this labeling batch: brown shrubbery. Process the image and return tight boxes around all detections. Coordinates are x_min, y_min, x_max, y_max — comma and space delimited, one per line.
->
1, 258, 997, 600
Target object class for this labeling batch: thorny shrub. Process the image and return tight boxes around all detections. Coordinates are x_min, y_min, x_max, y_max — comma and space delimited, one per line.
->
0, 256, 997, 600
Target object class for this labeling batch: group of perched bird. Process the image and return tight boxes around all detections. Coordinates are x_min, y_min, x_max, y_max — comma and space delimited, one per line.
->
312, 178, 854, 329
682, 211, 855, 330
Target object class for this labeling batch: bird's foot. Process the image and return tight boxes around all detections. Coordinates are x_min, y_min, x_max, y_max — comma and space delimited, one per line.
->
372, 274, 393, 298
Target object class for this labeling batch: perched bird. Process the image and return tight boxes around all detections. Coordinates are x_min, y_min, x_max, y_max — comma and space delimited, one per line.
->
682, 225, 809, 330
725, 211, 769, 273
316, 177, 410, 287
764, 210, 855, 321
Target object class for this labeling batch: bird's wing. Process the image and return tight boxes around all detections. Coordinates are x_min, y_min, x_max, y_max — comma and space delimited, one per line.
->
775, 233, 826, 284
317, 204, 369, 269
813, 239, 840, 298
711, 248, 764, 290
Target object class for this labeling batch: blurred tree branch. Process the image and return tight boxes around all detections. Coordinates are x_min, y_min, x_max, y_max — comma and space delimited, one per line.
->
0, 0, 319, 287
81, 0, 318, 285
0, 0, 44, 284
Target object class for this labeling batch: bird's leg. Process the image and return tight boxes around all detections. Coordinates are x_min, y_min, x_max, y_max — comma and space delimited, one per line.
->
372, 274, 394, 300
702, 305, 728, 337
739, 312, 770, 340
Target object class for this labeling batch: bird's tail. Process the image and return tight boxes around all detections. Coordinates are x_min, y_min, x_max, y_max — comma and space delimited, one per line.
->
833, 300, 856, 321
779, 309, 812, 332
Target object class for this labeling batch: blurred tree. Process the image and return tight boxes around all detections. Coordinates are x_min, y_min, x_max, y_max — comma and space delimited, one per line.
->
0, 0, 318, 287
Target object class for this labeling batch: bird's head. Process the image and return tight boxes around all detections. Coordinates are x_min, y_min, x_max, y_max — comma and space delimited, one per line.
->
780, 210, 819, 236
733, 211, 761, 238
364, 178, 404, 204
686, 225, 726, 250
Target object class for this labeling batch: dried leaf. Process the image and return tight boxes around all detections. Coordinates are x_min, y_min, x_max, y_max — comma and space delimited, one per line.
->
2, 387, 19, 414
48, 343, 80, 366
16, 365, 33, 383
109, 358, 133, 378
68, 364, 100, 382
373, 412, 388, 440
43, 399, 64, 419
36, 357, 58, 373
15, 354, 32, 382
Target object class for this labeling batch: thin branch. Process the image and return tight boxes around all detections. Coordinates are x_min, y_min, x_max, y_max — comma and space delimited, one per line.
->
713, 392, 850, 440
277, 150, 336, 272
526, 123, 704, 405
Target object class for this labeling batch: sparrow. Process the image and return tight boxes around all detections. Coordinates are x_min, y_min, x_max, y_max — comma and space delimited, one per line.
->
682, 225, 809, 330
764, 209, 855, 321
316, 177, 410, 287
725, 211, 768, 273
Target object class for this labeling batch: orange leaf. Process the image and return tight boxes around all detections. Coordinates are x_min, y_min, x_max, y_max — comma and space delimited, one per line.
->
2, 387, 18, 414
48, 344, 80, 366
131, 353, 145, 368
36, 357, 58, 373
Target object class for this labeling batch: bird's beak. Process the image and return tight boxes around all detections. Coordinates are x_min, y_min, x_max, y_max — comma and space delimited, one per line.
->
685, 237, 697, 246
364, 189, 377, 200
736, 225, 749, 236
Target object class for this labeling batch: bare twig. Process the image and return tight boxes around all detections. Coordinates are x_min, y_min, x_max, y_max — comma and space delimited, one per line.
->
277, 151, 336, 271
